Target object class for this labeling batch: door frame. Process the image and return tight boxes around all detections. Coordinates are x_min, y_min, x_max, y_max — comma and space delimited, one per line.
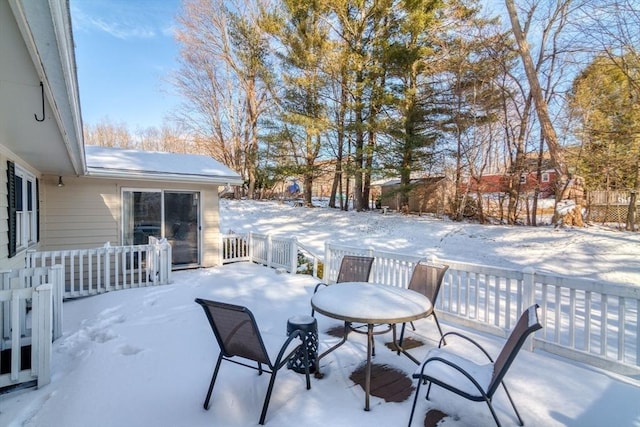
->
121, 187, 202, 268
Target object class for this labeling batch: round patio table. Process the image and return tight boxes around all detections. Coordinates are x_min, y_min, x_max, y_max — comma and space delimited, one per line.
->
311, 282, 432, 411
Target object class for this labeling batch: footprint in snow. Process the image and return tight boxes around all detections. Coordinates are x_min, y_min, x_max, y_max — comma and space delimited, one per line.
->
119, 344, 143, 356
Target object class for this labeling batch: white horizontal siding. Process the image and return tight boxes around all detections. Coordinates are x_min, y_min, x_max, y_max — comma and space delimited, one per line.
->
41, 176, 119, 249
41, 175, 222, 266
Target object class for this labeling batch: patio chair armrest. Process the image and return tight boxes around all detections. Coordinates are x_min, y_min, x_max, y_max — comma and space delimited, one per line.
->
273, 329, 306, 370
413, 356, 487, 396
438, 332, 493, 362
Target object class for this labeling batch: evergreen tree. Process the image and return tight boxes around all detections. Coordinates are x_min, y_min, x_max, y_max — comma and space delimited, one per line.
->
569, 54, 640, 191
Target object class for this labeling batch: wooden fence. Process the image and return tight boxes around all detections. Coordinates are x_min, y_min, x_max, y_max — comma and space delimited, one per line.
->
586, 190, 640, 224
26, 240, 172, 299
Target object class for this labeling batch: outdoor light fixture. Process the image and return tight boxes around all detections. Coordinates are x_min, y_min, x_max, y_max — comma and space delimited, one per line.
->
57, 176, 64, 187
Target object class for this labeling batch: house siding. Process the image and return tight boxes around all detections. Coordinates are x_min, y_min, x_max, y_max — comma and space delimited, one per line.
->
40, 175, 119, 249
200, 187, 220, 268
40, 175, 222, 267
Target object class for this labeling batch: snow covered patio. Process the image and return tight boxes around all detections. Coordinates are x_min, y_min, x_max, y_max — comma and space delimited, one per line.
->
1, 262, 638, 427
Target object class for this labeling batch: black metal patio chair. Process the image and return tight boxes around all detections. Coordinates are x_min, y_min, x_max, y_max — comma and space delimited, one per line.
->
397, 262, 449, 350
311, 255, 374, 316
408, 304, 542, 427
195, 298, 311, 425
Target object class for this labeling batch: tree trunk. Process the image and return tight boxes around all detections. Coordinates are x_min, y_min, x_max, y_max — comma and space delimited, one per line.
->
505, 0, 568, 178
626, 159, 640, 231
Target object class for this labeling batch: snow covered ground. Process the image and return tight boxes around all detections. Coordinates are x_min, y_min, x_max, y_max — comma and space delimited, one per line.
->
0, 199, 638, 427
220, 199, 640, 285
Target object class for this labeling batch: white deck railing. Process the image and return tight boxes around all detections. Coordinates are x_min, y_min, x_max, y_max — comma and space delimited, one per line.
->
222, 233, 301, 273
324, 242, 640, 377
0, 283, 52, 390
26, 241, 172, 299
1, 265, 63, 342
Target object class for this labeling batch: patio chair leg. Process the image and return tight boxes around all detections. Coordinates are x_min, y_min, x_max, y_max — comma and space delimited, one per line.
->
500, 381, 524, 426
259, 371, 278, 425
204, 354, 223, 410
407, 375, 425, 426
485, 398, 503, 427
432, 312, 446, 345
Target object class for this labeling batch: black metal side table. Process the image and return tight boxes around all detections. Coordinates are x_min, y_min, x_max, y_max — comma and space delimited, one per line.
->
286, 315, 318, 374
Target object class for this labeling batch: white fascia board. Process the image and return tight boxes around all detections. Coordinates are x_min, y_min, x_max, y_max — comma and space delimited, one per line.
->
85, 168, 244, 185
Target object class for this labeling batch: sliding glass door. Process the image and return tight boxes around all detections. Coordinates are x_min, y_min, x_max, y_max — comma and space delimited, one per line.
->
164, 192, 199, 266
123, 190, 200, 267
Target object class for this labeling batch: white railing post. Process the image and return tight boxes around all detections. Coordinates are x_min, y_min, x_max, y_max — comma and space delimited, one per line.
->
219, 234, 224, 265
162, 242, 172, 284
0, 270, 10, 341
104, 247, 111, 291
266, 234, 273, 268
522, 266, 536, 351
33, 284, 52, 388
10, 290, 20, 381
289, 237, 298, 274
323, 242, 331, 284
51, 265, 64, 340
522, 267, 536, 311
248, 232, 254, 264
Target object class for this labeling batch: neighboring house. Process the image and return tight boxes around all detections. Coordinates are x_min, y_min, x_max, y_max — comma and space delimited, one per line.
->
465, 158, 559, 199
466, 170, 558, 198
0, 1, 242, 271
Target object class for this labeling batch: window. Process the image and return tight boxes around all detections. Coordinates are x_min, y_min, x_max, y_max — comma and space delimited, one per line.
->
6, 161, 39, 257
541, 172, 550, 183
519, 174, 527, 184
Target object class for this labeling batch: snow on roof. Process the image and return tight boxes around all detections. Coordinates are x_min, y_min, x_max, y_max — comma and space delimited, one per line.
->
85, 145, 243, 184
377, 176, 446, 187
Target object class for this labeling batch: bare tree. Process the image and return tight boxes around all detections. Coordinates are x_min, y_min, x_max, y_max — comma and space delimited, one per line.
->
504, 0, 569, 179
173, 0, 274, 198
84, 118, 132, 148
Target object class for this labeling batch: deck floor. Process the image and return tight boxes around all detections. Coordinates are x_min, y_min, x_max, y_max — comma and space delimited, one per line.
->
324, 325, 448, 426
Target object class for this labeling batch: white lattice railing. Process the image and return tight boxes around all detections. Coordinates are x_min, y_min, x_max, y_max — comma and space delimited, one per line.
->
0, 283, 52, 390
324, 242, 639, 377
26, 240, 172, 299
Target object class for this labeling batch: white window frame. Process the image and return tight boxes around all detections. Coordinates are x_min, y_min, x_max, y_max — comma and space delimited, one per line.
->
541, 172, 550, 183
519, 173, 527, 184
14, 166, 37, 250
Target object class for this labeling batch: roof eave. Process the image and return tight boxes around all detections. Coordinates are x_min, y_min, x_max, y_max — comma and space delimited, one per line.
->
9, 0, 86, 175
85, 168, 244, 185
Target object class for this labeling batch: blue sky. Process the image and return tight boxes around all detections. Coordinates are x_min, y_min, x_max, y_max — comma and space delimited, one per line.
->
71, 0, 183, 130
70, 0, 509, 132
